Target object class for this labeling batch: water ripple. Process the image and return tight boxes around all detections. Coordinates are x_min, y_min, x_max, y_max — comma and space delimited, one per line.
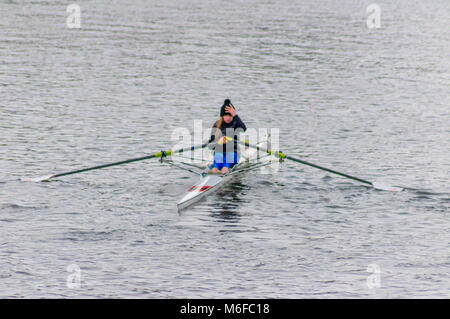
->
0, 0, 449, 298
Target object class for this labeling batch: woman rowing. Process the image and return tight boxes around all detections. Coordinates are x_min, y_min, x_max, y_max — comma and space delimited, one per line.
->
208, 99, 247, 174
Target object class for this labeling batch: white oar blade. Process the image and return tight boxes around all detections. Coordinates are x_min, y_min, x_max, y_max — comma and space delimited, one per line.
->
372, 182, 404, 192
21, 175, 54, 183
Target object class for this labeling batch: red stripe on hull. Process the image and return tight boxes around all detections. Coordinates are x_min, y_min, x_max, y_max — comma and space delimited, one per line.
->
188, 186, 212, 192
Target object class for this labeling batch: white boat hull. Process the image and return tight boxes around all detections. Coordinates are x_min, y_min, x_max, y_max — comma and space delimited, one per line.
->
177, 174, 233, 210
177, 139, 272, 210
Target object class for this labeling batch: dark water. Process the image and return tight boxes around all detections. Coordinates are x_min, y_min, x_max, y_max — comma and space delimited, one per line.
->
1, 0, 449, 298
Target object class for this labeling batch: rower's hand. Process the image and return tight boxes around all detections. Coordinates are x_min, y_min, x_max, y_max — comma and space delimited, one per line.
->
225, 105, 237, 117
218, 136, 233, 144
208, 142, 217, 149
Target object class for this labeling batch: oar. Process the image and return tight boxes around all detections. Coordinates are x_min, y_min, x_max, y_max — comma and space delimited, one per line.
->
22, 142, 210, 182
239, 141, 403, 192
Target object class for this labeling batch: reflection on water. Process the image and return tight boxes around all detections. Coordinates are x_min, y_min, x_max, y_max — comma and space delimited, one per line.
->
211, 179, 247, 221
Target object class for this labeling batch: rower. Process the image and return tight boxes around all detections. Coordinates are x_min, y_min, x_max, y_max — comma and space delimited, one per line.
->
208, 99, 247, 174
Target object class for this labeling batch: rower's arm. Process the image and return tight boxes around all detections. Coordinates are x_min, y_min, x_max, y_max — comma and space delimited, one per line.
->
234, 115, 247, 132
209, 123, 222, 143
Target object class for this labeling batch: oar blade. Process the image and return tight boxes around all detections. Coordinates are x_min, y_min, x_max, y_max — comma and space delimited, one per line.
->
372, 182, 404, 192
21, 174, 55, 183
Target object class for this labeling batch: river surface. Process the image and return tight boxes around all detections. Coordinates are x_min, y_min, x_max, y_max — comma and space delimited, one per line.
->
1, 0, 449, 298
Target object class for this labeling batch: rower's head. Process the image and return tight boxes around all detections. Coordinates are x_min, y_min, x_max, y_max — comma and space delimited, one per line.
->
220, 99, 235, 123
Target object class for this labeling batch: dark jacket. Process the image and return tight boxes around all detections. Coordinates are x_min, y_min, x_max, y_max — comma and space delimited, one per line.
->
209, 115, 247, 154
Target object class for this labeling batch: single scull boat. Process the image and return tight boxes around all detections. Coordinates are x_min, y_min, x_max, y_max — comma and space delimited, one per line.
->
22, 136, 404, 209
176, 139, 275, 210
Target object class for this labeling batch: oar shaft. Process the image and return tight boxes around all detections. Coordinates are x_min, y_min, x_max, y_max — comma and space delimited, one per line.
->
51, 142, 209, 179
240, 141, 373, 186
283, 155, 373, 186
53, 154, 157, 178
